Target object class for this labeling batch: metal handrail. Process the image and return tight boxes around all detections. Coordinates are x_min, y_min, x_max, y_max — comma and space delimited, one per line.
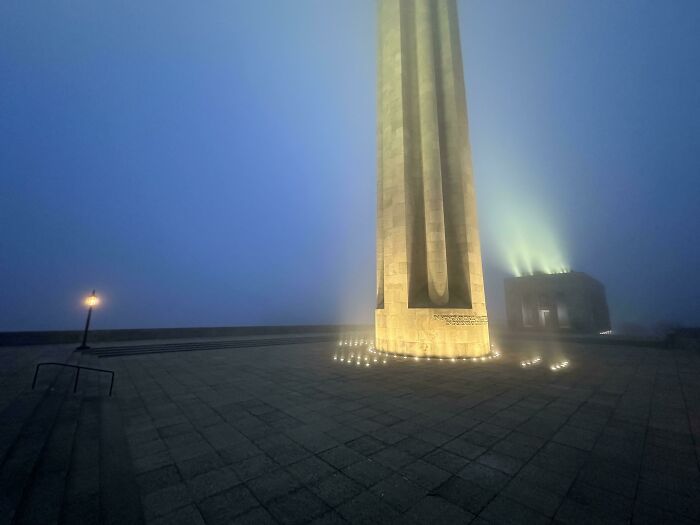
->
32, 362, 115, 396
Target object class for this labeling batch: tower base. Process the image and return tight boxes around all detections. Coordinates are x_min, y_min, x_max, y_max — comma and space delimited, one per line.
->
375, 308, 490, 358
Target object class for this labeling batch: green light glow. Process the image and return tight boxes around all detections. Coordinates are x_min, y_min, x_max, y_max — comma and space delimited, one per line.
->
482, 172, 569, 277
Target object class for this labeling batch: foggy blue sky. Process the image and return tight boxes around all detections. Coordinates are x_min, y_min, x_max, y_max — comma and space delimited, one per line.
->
1, 0, 699, 331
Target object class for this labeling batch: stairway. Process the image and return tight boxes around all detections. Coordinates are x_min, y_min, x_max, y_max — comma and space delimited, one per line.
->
0, 356, 143, 525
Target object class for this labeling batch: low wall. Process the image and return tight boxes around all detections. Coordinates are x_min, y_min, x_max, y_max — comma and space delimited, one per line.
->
0, 324, 372, 347
3, 323, 684, 350
491, 327, 668, 349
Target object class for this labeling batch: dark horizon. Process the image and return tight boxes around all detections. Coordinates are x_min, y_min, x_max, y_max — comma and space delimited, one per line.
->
2, 0, 699, 332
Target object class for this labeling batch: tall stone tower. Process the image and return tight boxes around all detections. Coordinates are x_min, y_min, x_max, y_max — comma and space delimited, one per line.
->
375, 0, 489, 358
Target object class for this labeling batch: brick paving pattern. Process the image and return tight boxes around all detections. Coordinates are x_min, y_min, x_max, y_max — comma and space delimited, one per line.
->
1, 337, 699, 524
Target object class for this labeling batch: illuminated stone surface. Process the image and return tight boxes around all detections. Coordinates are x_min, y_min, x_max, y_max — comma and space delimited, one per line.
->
1, 336, 699, 523
375, 0, 489, 357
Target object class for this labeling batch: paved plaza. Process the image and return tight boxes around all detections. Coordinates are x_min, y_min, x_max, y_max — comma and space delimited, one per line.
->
1, 336, 699, 524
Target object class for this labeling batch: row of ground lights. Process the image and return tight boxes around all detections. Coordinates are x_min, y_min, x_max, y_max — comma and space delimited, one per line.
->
333, 354, 386, 367
520, 357, 542, 367
334, 347, 502, 362
338, 339, 372, 347
368, 348, 502, 362
520, 357, 570, 372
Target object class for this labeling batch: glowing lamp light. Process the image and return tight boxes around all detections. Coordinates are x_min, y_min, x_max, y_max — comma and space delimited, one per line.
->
85, 294, 100, 307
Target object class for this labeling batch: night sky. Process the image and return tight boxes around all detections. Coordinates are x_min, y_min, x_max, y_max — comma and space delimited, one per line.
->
2, 0, 699, 332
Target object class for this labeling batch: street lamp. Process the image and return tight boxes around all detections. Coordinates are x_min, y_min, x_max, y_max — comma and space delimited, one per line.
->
77, 290, 99, 350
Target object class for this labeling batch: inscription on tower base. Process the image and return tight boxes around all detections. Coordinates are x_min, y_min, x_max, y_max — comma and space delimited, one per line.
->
433, 314, 488, 326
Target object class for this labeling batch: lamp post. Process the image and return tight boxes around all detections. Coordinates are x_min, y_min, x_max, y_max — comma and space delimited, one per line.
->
77, 290, 99, 350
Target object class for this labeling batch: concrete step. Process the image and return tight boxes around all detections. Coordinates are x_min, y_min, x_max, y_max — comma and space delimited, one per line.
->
99, 397, 144, 525
0, 362, 68, 467
59, 397, 100, 524
0, 370, 71, 525
0, 351, 139, 525
0, 392, 46, 467
12, 396, 81, 525
58, 396, 144, 525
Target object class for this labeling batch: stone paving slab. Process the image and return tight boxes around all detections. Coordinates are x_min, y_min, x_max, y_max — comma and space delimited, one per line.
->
94, 337, 700, 524
2, 337, 700, 523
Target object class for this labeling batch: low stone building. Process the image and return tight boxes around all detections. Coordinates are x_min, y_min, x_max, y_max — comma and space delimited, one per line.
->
504, 271, 611, 333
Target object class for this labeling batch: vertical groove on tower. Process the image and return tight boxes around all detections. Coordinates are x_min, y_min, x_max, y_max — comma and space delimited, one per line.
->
433, 0, 472, 308
415, 0, 449, 306
445, 0, 483, 308
400, 0, 428, 308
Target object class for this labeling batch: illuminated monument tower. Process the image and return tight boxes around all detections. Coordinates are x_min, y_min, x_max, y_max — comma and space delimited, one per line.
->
375, 0, 489, 357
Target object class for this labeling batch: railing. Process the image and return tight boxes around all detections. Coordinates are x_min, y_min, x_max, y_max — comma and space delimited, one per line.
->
32, 362, 115, 396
